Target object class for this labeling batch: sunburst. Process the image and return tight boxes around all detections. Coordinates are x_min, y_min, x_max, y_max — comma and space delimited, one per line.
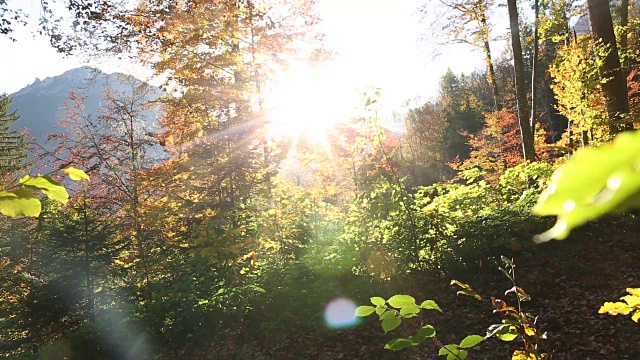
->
263, 63, 357, 147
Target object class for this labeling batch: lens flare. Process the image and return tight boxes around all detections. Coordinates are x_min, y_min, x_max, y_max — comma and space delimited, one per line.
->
323, 297, 360, 329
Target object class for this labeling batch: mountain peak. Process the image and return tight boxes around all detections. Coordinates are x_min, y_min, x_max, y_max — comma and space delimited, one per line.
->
9, 66, 161, 146
16, 67, 106, 96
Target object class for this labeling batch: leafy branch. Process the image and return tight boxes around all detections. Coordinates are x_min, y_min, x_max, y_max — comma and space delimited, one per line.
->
452, 257, 547, 359
533, 130, 640, 325
354, 294, 483, 359
0, 167, 90, 217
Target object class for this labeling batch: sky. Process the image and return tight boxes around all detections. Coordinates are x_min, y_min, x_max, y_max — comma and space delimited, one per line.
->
0, 0, 487, 112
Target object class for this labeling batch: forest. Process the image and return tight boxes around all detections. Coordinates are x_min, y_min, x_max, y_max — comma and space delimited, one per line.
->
2, 0, 640, 359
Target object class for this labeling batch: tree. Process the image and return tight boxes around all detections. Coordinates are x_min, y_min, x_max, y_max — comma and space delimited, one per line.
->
124, 0, 319, 206
0, 215, 37, 352
620, 0, 629, 64
587, 0, 632, 133
0, 195, 122, 356
0, 94, 26, 182
53, 78, 162, 212
37, 198, 122, 323
438, 70, 485, 166
13, 197, 134, 357
428, 0, 501, 109
112, 1, 322, 273
0, 1, 26, 37
401, 101, 447, 186
550, 36, 610, 145
100, 1, 325, 342
453, 108, 523, 182
507, 0, 536, 161
53, 77, 164, 297
0, 0, 119, 53
536, 0, 576, 142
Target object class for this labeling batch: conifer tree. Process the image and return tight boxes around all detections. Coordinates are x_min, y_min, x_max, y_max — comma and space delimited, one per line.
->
39, 197, 122, 323
0, 94, 26, 181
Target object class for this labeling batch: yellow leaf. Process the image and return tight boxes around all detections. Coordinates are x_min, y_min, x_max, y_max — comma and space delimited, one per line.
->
599, 302, 633, 315
627, 288, 640, 296
64, 167, 90, 181
524, 326, 536, 337
512, 350, 538, 360
632, 311, 640, 323
622, 295, 640, 307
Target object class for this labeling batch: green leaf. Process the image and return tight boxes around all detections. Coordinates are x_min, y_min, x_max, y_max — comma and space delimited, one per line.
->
19, 175, 69, 204
0, 190, 41, 217
459, 335, 484, 348
399, 304, 420, 317
420, 299, 442, 312
354, 305, 375, 317
371, 296, 385, 306
486, 323, 518, 341
533, 131, 640, 242
440, 344, 468, 359
416, 325, 436, 338
375, 306, 386, 315
451, 280, 471, 290
457, 290, 483, 301
408, 335, 424, 345
497, 332, 518, 341
384, 338, 413, 351
501, 256, 515, 268
382, 317, 401, 333
387, 294, 416, 308
65, 167, 90, 181
502, 319, 519, 326
439, 344, 459, 356
451, 280, 482, 300
379, 311, 396, 320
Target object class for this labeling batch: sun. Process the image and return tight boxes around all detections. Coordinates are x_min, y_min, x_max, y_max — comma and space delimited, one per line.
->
264, 63, 357, 143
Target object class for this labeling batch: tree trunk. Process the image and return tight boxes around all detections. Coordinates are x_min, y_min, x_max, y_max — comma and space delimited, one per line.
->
507, 0, 535, 161
587, 0, 631, 133
82, 199, 95, 323
480, 15, 500, 110
621, 0, 628, 67
530, 0, 540, 136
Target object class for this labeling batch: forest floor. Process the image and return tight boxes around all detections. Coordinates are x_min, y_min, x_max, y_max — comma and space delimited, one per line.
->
174, 217, 640, 360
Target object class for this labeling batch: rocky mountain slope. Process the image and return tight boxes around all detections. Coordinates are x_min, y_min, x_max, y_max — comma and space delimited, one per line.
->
9, 66, 162, 147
